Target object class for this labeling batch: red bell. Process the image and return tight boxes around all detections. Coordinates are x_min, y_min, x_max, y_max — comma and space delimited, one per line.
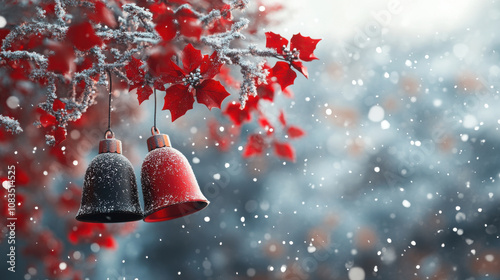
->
141, 128, 209, 222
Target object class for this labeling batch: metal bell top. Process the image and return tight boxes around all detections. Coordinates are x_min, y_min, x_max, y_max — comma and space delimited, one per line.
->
99, 130, 122, 154
147, 127, 171, 151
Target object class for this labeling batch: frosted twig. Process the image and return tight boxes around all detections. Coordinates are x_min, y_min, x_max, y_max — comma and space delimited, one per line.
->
0, 115, 23, 134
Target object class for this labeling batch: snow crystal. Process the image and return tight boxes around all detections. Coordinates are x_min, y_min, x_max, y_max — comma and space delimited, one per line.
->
368, 105, 384, 122
402, 200, 411, 208
348, 267, 365, 280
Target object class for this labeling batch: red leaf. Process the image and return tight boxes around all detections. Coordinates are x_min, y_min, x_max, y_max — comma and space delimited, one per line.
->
54, 127, 67, 145
258, 116, 273, 132
290, 33, 321, 62
147, 45, 177, 78
0, 29, 10, 44
196, 79, 230, 110
53, 99, 66, 111
163, 84, 194, 121
149, 2, 169, 19
243, 134, 266, 157
200, 51, 221, 79
291, 60, 308, 78
287, 125, 305, 138
177, 10, 202, 39
66, 22, 102, 51
271, 61, 297, 90
40, 113, 57, 128
47, 43, 75, 75
87, 1, 117, 28
258, 83, 275, 101
155, 11, 176, 41
224, 102, 251, 126
125, 57, 145, 91
278, 110, 286, 126
137, 85, 153, 105
282, 87, 294, 98
273, 141, 296, 162
182, 44, 203, 73
265, 32, 288, 55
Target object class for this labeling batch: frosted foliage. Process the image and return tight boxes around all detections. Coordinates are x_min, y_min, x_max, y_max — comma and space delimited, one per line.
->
0, 114, 23, 134
0, 0, 280, 141
77, 153, 141, 217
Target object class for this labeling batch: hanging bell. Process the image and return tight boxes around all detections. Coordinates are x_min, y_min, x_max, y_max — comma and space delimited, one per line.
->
76, 131, 143, 223
141, 127, 209, 222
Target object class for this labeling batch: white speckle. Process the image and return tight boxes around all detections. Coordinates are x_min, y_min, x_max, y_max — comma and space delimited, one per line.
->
6, 96, 20, 109
374, 167, 380, 172
72, 160, 78, 166
326, 108, 332, 116
402, 200, 411, 208
463, 115, 477, 129
485, 254, 495, 262
280, 265, 287, 272
240, 216, 245, 223
59, 262, 67, 270
204, 216, 210, 222
192, 157, 200, 164
259, 5, 266, 12
307, 245, 316, 253
0, 16, 6, 28
213, 173, 221, 180
405, 60, 412, 67
348, 267, 366, 280
368, 105, 385, 122
433, 99, 442, 107
461, 134, 469, 142
380, 120, 391, 129
90, 243, 100, 253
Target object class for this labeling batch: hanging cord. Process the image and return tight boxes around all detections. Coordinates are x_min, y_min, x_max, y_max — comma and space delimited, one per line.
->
105, 70, 114, 139
152, 88, 160, 135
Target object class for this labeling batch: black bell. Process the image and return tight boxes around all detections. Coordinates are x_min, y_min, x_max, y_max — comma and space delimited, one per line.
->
76, 133, 143, 223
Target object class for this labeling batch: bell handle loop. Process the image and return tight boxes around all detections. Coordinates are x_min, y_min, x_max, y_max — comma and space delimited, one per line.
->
104, 129, 115, 139
151, 126, 160, 136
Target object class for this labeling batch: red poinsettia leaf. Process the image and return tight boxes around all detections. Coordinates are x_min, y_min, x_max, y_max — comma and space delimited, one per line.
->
97, 235, 117, 249
182, 43, 203, 73
290, 33, 321, 62
287, 125, 305, 138
155, 11, 177, 42
66, 21, 102, 52
265, 32, 288, 55
271, 61, 297, 90
147, 44, 177, 77
201, 51, 221, 79
54, 127, 67, 145
258, 116, 273, 132
177, 11, 202, 39
125, 56, 145, 91
273, 141, 296, 162
53, 99, 66, 111
76, 55, 95, 72
258, 83, 275, 101
0, 29, 10, 44
243, 134, 266, 157
40, 113, 57, 128
137, 84, 153, 105
279, 110, 286, 126
149, 2, 169, 20
224, 102, 251, 126
87, 1, 117, 28
291, 60, 308, 78
282, 87, 294, 98
196, 79, 230, 110
47, 43, 75, 75
163, 84, 194, 121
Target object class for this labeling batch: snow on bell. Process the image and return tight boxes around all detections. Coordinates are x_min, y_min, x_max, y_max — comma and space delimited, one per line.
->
76, 131, 143, 223
141, 128, 209, 222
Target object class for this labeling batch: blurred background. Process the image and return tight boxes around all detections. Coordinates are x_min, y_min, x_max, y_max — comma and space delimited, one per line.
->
2, 0, 500, 279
